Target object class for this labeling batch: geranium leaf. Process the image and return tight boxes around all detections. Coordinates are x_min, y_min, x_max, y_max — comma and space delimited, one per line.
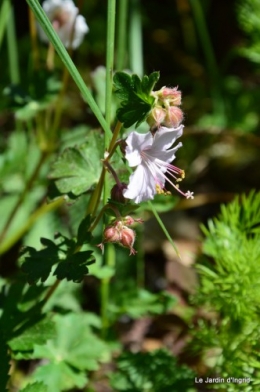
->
20, 382, 48, 392
20, 234, 93, 284
76, 215, 93, 247
49, 131, 103, 196
9, 317, 55, 355
32, 362, 87, 392
31, 313, 110, 391
53, 251, 95, 282
114, 71, 160, 128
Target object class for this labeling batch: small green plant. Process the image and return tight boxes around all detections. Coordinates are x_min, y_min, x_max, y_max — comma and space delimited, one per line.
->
190, 191, 260, 390
110, 349, 196, 392
237, 0, 260, 63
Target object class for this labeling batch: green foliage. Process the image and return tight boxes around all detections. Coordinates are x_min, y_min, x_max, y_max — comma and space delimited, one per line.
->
237, 0, 260, 63
2, 71, 60, 120
113, 71, 160, 128
21, 232, 95, 284
110, 349, 195, 392
0, 282, 55, 389
0, 333, 10, 391
49, 131, 103, 197
192, 191, 260, 388
20, 382, 48, 392
198, 191, 260, 320
110, 288, 176, 320
30, 313, 111, 392
9, 317, 55, 359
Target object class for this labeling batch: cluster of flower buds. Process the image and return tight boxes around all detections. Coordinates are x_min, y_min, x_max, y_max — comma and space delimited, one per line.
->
98, 216, 143, 256
147, 86, 183, 130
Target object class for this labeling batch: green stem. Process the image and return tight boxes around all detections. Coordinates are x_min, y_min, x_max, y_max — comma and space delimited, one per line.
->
116, 0, 128, 70
0, 197, 64, 255
105, 0, 116, 131
0, 0, 11, 49
129, 0, 143, 76
28, 6, 40, 69
0, 151, 49, 245
136, 224, 145, 287
26, 0, 111, 137
188, 0, 225, 123
148, 200, 181, 259
86, 168, 106, 216
101, 0, 117, 335
6, 1, 20, 84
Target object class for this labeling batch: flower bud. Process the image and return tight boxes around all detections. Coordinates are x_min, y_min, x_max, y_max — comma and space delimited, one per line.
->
103, 225, 120, 243
119, 139, 127, 155
110, 183, 128, 204
123, 216, 144, 226
147, 106, 166, 129
120, 227, 136, 255
163, 106, 183, 128
158, 87, 182, 106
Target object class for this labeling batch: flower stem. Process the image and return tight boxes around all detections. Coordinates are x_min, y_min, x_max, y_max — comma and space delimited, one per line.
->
28, 6, 40, 69
148, 200, 181, 259
101, 0, 117, 335
0, 0, 11, 49
188, 0, 226, 125
116, 0, 128, 70
129, 0, 143, 76
6, 1, 20, 84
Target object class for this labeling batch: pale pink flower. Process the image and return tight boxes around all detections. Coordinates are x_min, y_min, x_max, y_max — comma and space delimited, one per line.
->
123, 126, 194, 203
38, 0, 89, 49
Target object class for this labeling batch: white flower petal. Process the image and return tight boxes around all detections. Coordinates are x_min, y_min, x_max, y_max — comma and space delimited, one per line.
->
124, 126, 187, 203
123, 164, 156, 203
39, 0, 89, 49
151, 125, 183, 152
125, 131, 152, 167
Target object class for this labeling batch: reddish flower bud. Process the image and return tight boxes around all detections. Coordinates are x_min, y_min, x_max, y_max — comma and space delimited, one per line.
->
163, 106, 183, 128
120, 227, 136, 255
158, 87, 182, 106
103, 225, 120, 243
147, 106, 166, 129
123, 216, 144, 226
110, 183, 128, 204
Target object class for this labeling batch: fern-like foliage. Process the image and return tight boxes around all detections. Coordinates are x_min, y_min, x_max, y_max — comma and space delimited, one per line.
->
192, 191, 260, 389
110, 349, 195, 392
237, 0, 260, 62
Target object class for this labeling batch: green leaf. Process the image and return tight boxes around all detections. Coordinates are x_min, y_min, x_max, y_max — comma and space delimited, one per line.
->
49, 131, 103, 196
54, 251, 95, 282
76, 215, 93, 247
8, 317, 55, 355
110, 289, 176, 319
20, 382, 48, 392
20, 233, 93, 284
21, 239, 60, 284
31, 313, 110, 391
113, 71, 160, 128
32, 362, 87, 392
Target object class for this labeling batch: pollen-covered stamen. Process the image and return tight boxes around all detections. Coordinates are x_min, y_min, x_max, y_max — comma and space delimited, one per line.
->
145, 156, 188, 198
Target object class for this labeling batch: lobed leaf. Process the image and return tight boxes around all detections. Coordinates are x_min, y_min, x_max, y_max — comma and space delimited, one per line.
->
54, 251, 95, 282
20, 382, 48, 392
113, 71, 160, 128
49, 131, 103, 197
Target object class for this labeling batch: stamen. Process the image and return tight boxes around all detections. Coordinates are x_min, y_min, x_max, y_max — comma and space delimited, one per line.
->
185, 191, 194, 199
